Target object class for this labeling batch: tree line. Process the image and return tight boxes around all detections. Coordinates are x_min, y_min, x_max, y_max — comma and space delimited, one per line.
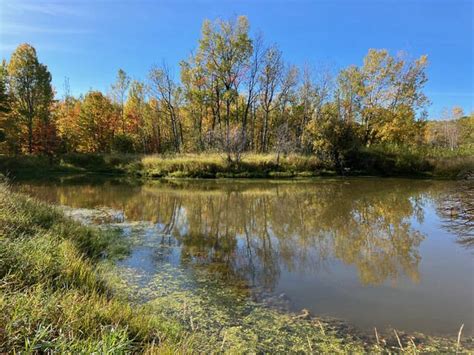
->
0, 16, 471, 166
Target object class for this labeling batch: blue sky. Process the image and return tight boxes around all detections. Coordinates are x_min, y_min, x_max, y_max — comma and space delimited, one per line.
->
1, 0, 472, 118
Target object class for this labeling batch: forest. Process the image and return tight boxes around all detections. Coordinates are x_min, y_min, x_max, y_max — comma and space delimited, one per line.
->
0, 16, 472, 177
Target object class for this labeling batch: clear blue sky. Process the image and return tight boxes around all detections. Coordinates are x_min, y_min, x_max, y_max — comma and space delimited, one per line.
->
1, 0, 472, 118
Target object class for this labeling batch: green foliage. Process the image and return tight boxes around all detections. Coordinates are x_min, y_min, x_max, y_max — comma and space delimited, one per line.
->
305, 103, 360, 171
112, 133, 136, 153
7, 43, 54, 154
77, 91, 116, 153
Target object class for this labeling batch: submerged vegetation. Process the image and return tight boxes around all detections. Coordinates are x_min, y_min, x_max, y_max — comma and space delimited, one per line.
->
1, 180, 472, 352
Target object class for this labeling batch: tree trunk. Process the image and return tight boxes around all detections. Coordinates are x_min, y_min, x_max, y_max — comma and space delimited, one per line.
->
28, 117, 33, 154
262, 110, 269, 153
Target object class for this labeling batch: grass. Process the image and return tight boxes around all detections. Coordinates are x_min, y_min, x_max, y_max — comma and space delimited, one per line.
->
139, 153, 327, 179
0, 181, 183, 352
2, 147, 472, 181
1, 145, 473, 181
0, 180, 471, 352
348, 144, 474, 179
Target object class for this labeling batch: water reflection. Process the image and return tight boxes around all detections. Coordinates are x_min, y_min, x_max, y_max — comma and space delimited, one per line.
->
434, 182, 474, 249
18, 179, 471, 287
17, 178, 474, 334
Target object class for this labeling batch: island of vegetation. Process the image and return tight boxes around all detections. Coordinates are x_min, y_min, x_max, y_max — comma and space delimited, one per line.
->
0, 15, 472, 353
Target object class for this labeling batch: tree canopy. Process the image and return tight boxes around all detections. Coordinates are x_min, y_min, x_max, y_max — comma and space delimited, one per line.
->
1, 17, 470, 165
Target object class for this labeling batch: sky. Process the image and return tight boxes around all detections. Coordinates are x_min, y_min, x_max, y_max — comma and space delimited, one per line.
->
0, 0, 472, 118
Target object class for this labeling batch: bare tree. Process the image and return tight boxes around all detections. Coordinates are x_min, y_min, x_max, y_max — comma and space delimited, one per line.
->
149, 62, 183, 152
274, 122, 292, 166
442, 107, 463, 150
240, 33, 264, 151
258, 45, 283, 152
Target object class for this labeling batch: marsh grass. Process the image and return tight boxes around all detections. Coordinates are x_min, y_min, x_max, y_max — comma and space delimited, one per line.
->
1, 146, 472, 180
348, 145, 474, 178
139, 153, 325, 179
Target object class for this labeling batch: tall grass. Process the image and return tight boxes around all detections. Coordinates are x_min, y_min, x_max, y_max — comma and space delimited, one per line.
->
139, 153, 325, 178
1, 147, 472, 180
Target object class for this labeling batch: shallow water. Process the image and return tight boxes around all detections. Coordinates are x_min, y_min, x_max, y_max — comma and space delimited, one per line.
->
17, 177, 473, 336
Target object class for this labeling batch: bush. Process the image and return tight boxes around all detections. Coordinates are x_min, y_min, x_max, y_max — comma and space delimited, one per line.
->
112, 134, 136, 154
62, 153, 106, 169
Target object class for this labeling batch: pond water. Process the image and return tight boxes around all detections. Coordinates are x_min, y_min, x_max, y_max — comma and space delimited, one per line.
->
17, 177, 473, 336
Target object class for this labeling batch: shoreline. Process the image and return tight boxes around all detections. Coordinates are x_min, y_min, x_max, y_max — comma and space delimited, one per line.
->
1, 152, 473, 182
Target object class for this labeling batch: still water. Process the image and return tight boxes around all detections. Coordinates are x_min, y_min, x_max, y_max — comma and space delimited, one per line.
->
17, 177, 473, 336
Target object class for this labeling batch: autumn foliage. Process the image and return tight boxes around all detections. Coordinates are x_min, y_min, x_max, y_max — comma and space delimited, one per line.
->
0, 19, 472, 167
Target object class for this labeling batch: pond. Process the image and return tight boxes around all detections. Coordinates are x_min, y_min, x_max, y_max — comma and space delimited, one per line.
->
16, 177, 473, 337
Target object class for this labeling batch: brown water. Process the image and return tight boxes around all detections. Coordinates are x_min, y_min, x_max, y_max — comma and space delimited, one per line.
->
17, 177, 474, 336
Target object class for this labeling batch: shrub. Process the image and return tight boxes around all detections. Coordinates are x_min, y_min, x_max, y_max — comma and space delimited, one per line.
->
112, 134, 136, 154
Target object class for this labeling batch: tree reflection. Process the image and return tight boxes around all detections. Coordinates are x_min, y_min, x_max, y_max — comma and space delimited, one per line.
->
433, 182, 474, 249
23, 179, 463, 291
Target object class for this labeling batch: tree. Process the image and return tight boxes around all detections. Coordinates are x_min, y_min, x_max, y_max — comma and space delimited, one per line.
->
359, 49, 429, 146
457, 112, 473, 148
149, 63, 183, 152
299, 66, 333, 152
193, 16, 253, 160
306, 103, 359, 172
335, 66, 364, 124
0, 60, 10, 116
258, 45, 283, 152
240, 33, 264, 151
0, 60, 12, 151
7, 43, 53, 154
78, 91, 117, 152
273, 65, 298, 150
111, 69, 131, 133
441, 107, 462, 150
55, 95, 82, 153
124, 80, 152, 153
180, 59, 207, 151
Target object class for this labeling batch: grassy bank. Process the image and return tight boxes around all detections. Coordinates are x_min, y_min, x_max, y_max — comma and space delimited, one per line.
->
1, 146, 473, 181
0, 181, 185, 352
0, 182, 471, 352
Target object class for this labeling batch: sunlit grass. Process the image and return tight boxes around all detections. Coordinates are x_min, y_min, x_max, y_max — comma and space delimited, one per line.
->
0, 183, 182, 352
1, 146, 472, 180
